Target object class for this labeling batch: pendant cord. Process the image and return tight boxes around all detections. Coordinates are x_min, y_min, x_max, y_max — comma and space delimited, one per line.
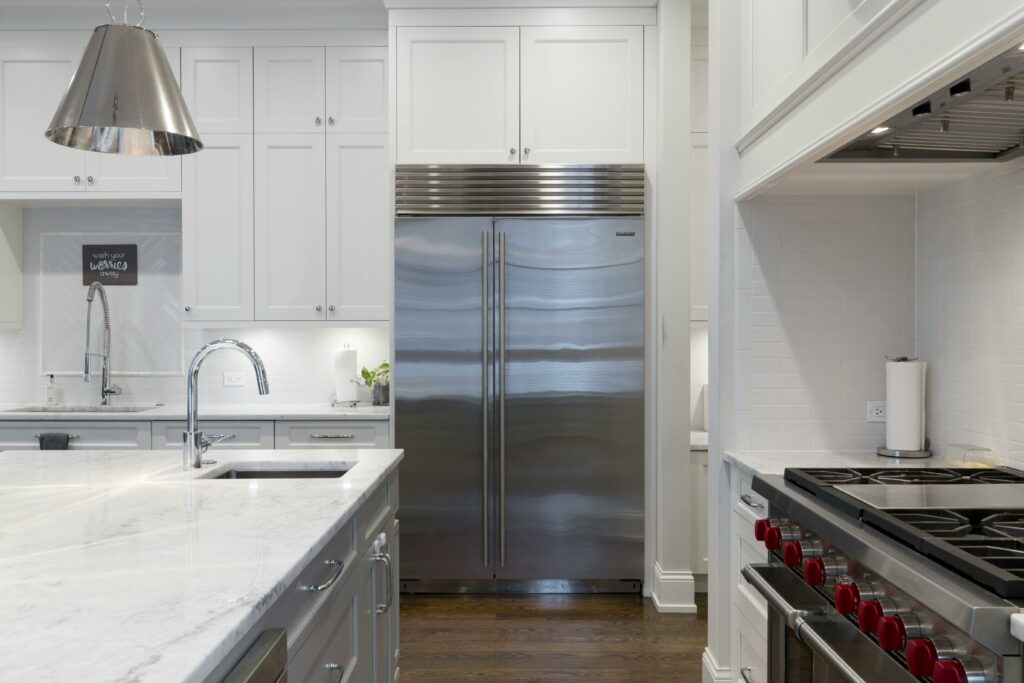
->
105, 0, 145, 27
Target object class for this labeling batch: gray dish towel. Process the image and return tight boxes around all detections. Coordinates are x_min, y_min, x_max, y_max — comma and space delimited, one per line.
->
38, 433, 71, 450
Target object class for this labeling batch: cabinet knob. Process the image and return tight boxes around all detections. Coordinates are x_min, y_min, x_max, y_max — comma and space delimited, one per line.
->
315, 304, 323, 312
314, 116, 322, 126
523, 147, 531, 156
74, 175, 81, 183
328, 116, 336, 126
328, 304, 336, 312
184, 305, 191, 312
87, 175, 94, 184
509, 147, 517, 156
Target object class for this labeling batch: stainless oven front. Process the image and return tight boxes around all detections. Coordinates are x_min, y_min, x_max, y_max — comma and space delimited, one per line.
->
742, 564, 919, 683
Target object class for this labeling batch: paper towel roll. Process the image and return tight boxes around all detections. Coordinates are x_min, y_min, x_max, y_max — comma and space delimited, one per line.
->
886, 360, 926, 451
334, 349, 358, 403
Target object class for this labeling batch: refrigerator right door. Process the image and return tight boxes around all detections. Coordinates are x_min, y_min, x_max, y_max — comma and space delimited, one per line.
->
496, 217, 644, 583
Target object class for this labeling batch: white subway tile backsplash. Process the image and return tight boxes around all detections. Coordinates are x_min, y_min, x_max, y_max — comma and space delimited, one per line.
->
733, 195, 915, 451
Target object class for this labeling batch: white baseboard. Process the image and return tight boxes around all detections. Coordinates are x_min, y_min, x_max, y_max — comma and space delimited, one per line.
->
702, 648, 732, 683
650, 561, 698, 613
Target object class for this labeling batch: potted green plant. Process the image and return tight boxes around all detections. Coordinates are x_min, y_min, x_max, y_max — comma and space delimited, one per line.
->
361, 362, 391, 406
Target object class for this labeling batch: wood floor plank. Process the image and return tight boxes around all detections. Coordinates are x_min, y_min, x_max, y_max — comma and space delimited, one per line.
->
399, 593, 708, 682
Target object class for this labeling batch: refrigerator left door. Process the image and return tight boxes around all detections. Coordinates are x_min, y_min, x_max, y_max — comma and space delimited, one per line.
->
395, 217, 495, 583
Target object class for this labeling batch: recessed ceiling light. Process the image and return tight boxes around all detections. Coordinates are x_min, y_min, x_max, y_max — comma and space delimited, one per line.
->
871, 126, 891, 135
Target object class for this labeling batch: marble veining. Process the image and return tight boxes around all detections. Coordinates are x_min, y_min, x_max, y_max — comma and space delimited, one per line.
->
0, 447, 402, 682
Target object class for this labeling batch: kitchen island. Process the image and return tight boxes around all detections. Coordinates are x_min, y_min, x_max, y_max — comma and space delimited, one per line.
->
0, 447, 402, 682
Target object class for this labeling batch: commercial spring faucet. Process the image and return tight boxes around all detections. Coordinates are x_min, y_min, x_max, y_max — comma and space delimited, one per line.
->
184, 339, 270, 469
84, 282, 121, 405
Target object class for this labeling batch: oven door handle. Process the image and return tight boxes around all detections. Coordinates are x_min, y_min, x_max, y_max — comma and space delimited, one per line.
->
741, 563, 813, 631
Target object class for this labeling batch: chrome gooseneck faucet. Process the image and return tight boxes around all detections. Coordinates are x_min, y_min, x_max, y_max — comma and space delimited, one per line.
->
184, 339, 269, 469
84, 281, 121, 405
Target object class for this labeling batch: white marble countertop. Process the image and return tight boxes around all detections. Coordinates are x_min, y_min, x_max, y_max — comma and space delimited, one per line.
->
723, 448, 997, 477
0, 447, 403, 682
0, 402, 391, 421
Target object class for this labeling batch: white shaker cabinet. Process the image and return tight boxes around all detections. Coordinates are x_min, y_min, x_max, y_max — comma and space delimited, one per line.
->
326, 47, 387, 134
254, 133, 327, 321
520, 26, 643, 164
326, 133, 390, 322
254, 47, 326, 134
181, 47, 253, 134
396, 27, 520, 164
182, 134, 254, 321
0, 48, 84, 192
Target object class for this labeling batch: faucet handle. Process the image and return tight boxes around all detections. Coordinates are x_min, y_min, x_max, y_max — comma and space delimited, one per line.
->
201, 433, 236, 453
105, 383, 122, 397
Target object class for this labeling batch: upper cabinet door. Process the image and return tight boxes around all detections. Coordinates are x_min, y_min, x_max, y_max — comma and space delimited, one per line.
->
254, 47, 326, 134
82, 48, 181, 191
182, 134, 254, 322
326, 133, 390, 321
182, 47, 253, 134
520, 26, 644, 164
326, 47, 387, 134
0, 48, 85, 191
254, 133, 327, 321
397, 27, 519, 164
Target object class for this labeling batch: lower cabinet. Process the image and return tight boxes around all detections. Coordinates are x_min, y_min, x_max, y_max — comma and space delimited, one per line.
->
151, 421, 275, 450
728, 463, 769, 683
209, 471, 399, 683
276, 421, 390, 449
0, 421, 151, 450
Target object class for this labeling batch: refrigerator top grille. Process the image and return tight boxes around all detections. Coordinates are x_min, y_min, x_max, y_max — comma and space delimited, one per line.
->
394, 164, 646, 216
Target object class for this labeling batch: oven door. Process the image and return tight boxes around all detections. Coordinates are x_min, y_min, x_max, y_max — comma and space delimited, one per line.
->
742, 564, 918, 683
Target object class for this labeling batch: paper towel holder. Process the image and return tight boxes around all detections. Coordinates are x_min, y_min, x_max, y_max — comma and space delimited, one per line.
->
877, 440, 932, 459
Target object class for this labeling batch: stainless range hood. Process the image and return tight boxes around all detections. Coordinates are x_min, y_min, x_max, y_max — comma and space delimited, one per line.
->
827, 43, 1024, 162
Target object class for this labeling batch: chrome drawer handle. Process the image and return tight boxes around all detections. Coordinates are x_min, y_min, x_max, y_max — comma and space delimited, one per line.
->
373, 551, 394, 614
740, 667, 754, 683
34, 433, 79, 439
740, 494, 764, 510
310, 433, 355, 439
302, 559, 344, 592
324, 663, 345, 683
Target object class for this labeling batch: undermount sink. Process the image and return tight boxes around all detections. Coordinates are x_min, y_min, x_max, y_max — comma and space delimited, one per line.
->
4, 405, 156, 413
210, 468, 348, 480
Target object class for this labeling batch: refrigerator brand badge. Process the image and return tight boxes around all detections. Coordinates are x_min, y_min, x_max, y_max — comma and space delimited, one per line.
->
615, 231, 636, 236
82, 244, 137, 285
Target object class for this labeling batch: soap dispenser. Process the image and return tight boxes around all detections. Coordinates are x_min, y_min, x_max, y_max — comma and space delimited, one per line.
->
45, 374, 58, 407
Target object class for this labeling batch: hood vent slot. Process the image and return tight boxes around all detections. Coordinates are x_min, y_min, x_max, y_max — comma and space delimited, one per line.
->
827, 46, 1024, 162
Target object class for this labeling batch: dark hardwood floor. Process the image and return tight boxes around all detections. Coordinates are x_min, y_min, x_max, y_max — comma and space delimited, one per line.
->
398, 593, 708, 682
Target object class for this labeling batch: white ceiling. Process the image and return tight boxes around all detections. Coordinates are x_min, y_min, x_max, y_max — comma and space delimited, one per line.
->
0, 0, 387, 29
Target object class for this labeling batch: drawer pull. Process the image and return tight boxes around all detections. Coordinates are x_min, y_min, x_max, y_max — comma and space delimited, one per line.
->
373, 551, 394, 614
740, 666, 754, 683
302, 559, 344, 593
310, 433, 355, 440
34, 433, 79, 439
740, 493, 764, 510
325, 662, 345, 683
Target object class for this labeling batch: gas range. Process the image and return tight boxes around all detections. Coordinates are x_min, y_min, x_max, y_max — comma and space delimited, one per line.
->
748, 465, 1024, 683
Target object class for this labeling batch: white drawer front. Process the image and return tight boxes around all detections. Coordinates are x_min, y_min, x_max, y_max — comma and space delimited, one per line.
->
151, 421, 275, 450
275, 421, 389, 449
736, 607, 768, 683
0, 421, 151, 451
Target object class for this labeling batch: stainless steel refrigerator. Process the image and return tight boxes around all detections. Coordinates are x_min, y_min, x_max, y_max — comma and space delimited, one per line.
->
394, 165, 645, 592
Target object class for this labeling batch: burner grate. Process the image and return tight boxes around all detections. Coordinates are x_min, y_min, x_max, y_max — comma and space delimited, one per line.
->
791, 468, 866, 485
887, 510, 972, 537
969, 470, 1024, 484
866, 469, 965, 486
982, 513, 1024, 539
944, 539, 1024, 573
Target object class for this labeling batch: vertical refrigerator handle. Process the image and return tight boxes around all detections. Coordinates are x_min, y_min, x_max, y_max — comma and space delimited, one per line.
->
498, 231, 507, 568
481, 231, 490, 568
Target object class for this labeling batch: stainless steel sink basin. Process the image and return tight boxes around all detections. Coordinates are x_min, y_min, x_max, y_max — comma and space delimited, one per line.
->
3, 405, 156, 413
211, 469, 348, 480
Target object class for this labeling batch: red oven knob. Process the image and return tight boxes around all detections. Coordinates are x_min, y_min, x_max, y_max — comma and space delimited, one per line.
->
782, 541, 802, 567
907, 639, 938, 677
857, 600, 882, 633
764, 526, 782, 550
754, 519, 771, 541
933, 660, 968, 683
834, 582, 859, 614
803, 558, 825, 585
877, 615, 906, 650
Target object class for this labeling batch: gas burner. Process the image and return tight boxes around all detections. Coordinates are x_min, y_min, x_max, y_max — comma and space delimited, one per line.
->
981, 513, 1024, 539
866, 469, 964, 486
888, 510, 972, 537
969, 470, 1024, 484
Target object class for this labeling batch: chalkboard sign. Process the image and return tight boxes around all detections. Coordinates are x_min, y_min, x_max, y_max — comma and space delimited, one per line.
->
82, 245, 137, 286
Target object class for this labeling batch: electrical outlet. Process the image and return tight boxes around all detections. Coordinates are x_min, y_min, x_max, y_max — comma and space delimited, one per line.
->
223, 372, 245, 387
866, 401, 887, 422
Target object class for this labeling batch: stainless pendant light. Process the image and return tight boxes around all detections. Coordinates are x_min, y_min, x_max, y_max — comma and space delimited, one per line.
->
46, 0, 202, 156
